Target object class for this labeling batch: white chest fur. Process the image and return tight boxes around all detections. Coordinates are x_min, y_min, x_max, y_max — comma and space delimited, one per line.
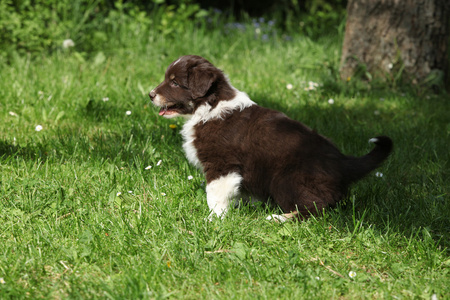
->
181, 117, 203, 170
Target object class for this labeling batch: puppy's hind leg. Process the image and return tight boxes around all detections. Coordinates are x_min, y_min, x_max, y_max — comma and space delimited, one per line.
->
205, 172, 242, 220
267, 175, 335, 223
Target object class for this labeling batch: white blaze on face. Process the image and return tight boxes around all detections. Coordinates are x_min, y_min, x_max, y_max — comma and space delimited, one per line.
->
171, 58, 182, 67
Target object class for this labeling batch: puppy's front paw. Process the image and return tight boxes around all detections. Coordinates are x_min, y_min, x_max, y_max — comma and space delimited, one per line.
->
205, 211, 225, 222
266, 214, 288, 223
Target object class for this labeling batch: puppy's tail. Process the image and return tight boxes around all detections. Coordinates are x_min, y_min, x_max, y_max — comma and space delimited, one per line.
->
345, 136, 393, 183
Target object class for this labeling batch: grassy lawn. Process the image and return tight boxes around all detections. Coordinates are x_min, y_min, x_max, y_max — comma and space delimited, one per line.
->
1, 19, 449, 299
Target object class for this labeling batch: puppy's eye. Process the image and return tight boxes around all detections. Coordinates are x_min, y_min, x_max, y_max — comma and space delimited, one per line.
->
171, 80, 179, 87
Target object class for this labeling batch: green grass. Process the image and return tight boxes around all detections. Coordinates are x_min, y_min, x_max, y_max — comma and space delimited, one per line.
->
1, 20, 449, 299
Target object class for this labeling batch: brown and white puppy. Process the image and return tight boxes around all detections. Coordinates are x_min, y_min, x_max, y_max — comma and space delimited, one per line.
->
149, 55, 392, 221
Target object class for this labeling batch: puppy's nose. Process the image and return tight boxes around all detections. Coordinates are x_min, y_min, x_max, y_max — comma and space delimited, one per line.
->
149, 90, 156, 101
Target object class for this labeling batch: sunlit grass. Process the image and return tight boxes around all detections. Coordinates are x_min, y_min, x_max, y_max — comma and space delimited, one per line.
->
1, 17, 449, 299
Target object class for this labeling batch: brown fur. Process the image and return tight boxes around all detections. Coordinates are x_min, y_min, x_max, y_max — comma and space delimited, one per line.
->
150, 55, 393, 220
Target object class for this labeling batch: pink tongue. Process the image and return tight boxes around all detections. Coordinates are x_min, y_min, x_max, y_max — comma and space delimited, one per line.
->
159, 108, 166, 116
159, 107, 175, 116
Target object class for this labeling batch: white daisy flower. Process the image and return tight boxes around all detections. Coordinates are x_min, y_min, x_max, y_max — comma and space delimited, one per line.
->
161, 192, 166, 196
35, 125, 43, 132
286, 84, 293, 90
156, 160, 162, 166
9, 111, 18, 117
328, 99, 334, 104
304, 81, 319, 91
349, 271, 356, 278
145, 165, 152, 170
116, 192, 122, 197
0, 277, 5, 284
62, 39, 75, 48
126, 110, 132, 116
187, 175, 194, 180
309, 81, 319, 88
102, 97, 109, 102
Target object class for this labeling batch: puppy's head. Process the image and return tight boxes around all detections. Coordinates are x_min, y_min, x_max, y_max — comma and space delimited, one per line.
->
149, 55, 235, 118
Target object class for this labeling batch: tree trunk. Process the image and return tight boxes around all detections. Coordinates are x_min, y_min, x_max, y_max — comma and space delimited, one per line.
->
340, 0, 450, 87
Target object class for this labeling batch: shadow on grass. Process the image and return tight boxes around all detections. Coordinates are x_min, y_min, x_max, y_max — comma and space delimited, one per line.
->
0, 126, 181, 168
0, 140, 44, 161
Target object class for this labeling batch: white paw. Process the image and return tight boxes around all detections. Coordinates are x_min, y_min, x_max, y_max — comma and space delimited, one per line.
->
266, 214, 288, 223
205, 211, 226, 222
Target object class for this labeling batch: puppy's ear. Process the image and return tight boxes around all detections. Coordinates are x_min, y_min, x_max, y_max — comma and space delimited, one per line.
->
188, 64, 218, 99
